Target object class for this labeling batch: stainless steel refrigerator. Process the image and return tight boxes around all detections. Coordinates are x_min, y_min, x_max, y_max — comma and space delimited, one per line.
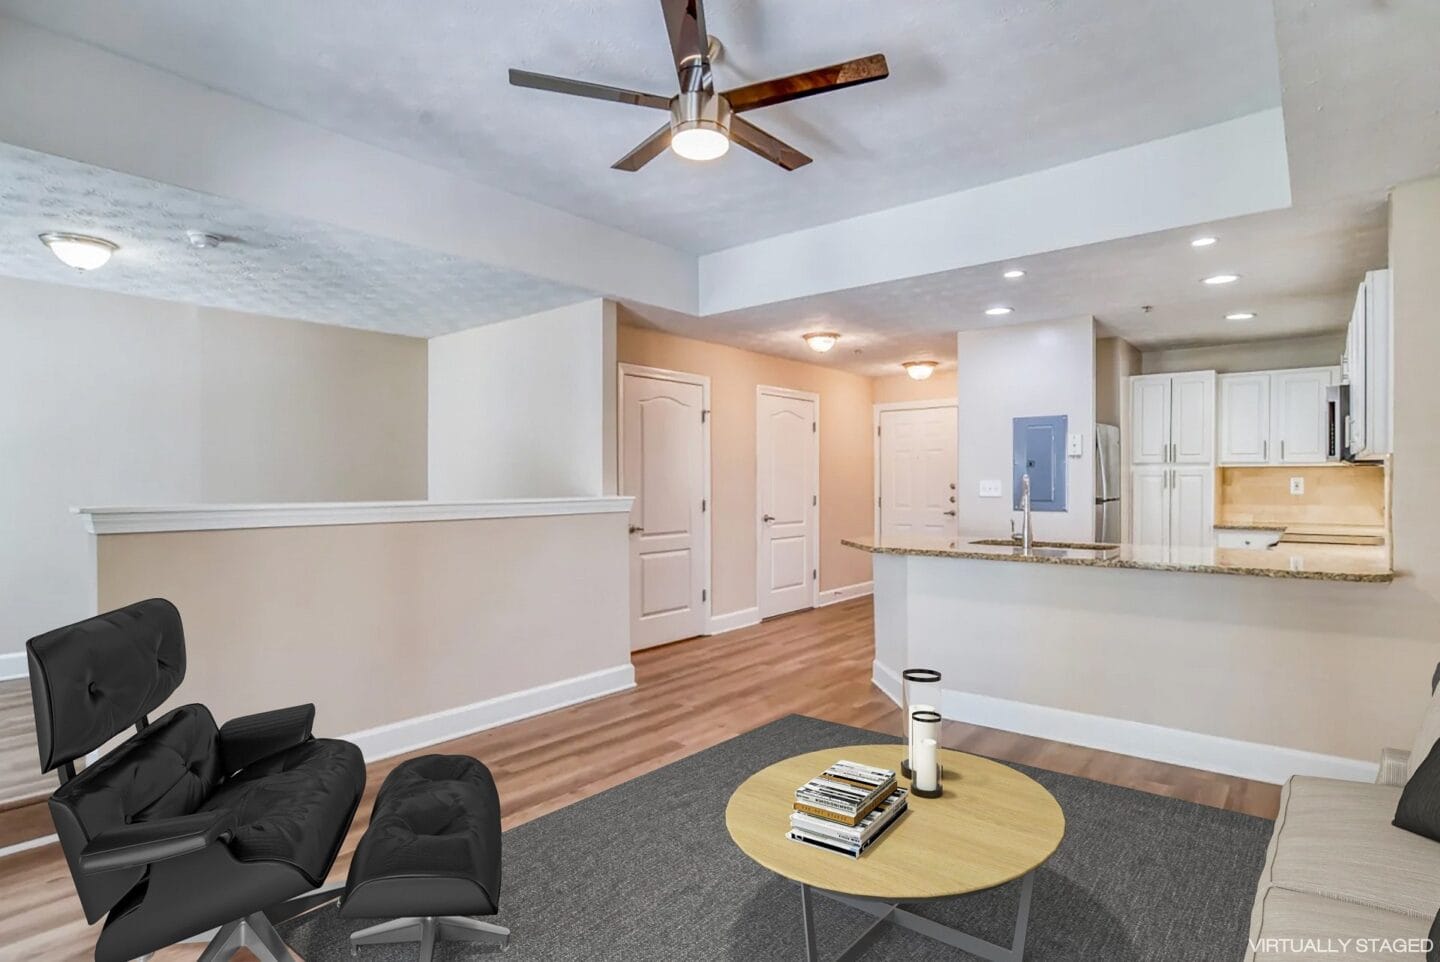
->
1094, 424, 1121, 543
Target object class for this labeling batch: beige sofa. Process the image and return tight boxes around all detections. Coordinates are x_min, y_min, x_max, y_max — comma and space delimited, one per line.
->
1246, 746, 1440, 961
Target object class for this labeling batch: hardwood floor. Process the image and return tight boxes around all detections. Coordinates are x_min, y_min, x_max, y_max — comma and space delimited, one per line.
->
0, 596, 1279, 961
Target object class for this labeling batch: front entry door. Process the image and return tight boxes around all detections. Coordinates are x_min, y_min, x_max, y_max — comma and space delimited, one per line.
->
878, 404, 958, 538
757, 388, 818, 619
621, 369, 708, 650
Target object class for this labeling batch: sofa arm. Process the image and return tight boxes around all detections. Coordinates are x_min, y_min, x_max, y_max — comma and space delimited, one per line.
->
1377, 746, 1411, 786
79, 810, 232, 874
219, 703, 315, 773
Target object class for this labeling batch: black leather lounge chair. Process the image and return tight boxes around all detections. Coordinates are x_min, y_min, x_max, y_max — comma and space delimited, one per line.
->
26, 598, 366, 962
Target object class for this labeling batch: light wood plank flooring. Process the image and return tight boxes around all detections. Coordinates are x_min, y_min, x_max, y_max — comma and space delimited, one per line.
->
0, 597, 1279, 961
0, 678, 56, 806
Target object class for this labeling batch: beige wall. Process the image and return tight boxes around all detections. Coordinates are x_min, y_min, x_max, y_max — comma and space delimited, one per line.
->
0, 277, 427, 658
873, 371, 958, 405
1094, 336, 1140, 426
956, 316, 1097, 541
96, 514, 631, 737
1140, 333, 1346, 375
616, 320, 875, 614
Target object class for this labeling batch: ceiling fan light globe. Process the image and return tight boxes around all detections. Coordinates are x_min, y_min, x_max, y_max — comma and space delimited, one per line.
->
903, 361, 938, 381
671, 124, 730, 161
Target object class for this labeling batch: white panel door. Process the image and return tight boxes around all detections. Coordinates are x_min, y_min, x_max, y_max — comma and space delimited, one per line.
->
1130, 376, 1171, 464
1130, 466, 1169, 547
1170, 465, 1214, 549
879, 405, 958, 538
1218, 373, 1271, 464
1170, 371, 1216, 464
1272, 368, 1334, 464
621, 372, 706, 651
757, 389, 817, 619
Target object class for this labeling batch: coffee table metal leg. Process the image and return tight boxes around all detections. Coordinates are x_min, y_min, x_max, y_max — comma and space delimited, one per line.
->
802, 872, 1035, 962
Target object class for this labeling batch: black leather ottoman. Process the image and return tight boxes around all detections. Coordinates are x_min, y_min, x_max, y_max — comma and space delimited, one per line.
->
341, 754, 508, 959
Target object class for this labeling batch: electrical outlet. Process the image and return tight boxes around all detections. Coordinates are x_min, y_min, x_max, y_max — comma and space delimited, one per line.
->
979, 480, 1003, 498
1290, 477, 1305, 496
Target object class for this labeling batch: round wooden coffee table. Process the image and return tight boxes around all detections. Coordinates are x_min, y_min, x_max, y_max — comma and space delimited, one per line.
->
725, 744, 1064, 962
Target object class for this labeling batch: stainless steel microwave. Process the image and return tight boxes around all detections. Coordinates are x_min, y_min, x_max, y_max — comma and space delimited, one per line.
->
1326, 384, 1351, 461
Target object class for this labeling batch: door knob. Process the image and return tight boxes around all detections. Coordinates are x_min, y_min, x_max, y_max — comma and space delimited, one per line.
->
629, 525, 644, 534
762, 514, 775, 523
943, 510, 957, 517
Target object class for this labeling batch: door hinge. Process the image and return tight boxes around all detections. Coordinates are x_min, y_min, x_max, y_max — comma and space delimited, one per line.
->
701, 409, 710, 423
877, 496, 882, 507
701, 498, 707, 512
812, 421, 817, 433
812, 494, 817, 506
812, 568, 817, 581
877, 425, 881, 437
702, 588, 707, 602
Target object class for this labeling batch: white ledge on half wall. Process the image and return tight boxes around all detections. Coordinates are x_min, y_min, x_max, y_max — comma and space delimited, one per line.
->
74, 497, 636, 535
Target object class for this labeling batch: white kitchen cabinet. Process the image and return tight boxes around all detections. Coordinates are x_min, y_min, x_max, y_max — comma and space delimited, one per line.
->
1346, 269, 1392, 461
1169, 465, 1214, 549
1130, 466, 1169, 546
1272, 368, 1337, 464
1218, 373, 1270, 464
1129, 371, 1214, 465
1217, 366, 1339, 466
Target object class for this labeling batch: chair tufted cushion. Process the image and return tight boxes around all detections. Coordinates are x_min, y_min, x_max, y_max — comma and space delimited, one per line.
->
28, 598, 186, 772
341, 754, 501, 919
199, 737, 365, 885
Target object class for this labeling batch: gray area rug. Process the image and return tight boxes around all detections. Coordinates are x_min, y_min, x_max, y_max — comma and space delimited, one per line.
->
280, 715, 1271, 961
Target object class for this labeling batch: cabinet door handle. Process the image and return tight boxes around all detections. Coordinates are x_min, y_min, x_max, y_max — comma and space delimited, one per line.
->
1280, 440, 1285, 460
1262, 439, 1268, 461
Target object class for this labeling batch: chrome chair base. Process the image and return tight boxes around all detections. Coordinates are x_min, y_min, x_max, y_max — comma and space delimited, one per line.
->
350, 915, 510, 961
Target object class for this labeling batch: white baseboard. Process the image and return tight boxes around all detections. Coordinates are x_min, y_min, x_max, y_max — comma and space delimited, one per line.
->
870, 660, 1376, 785
0, 651, 27, 682
342, 663, 636, 763
817, 581, 874, 607
706, 607, 760, 635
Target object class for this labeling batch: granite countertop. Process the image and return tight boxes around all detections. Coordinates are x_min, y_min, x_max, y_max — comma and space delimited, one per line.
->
841, 532, 1395, 583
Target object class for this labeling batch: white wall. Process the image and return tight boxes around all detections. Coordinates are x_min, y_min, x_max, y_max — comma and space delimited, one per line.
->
428, 299, 617, 499
956, 316, 1097, 541
0, 277, 427, 664
1141, 332, 1346, 374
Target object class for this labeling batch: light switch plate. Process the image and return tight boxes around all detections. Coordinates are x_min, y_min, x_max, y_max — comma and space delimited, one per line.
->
979, 480, 1003, 498
1290, 477, 1305, 495
1068, 432, 1084, 457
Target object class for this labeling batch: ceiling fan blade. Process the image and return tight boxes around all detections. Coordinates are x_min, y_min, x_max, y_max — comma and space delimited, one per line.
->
660, 0, 710, 79
729, 117, 812, 171
612, 125, 674, 172
509, 69, 672, 110
723, 53, 889, 113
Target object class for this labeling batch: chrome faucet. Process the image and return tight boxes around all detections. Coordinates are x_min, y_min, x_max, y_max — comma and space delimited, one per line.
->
1010, 473, 1034, 551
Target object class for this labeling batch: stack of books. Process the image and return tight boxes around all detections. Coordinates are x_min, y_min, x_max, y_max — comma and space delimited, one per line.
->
788, 759, 909, 858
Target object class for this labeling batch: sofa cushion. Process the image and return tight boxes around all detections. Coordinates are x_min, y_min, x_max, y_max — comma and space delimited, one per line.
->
1262, 775, 1440, 919
1397, 740, 1440, 842
1247, 887, 1430, 961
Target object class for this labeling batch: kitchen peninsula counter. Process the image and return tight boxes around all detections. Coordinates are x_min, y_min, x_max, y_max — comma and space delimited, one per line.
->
842, 532, 1394, 583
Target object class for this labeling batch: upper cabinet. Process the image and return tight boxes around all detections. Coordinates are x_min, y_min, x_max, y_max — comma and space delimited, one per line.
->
1217, 366, 1339, 466
1346, 268, 1393, 461
1129, 371, 1215, 465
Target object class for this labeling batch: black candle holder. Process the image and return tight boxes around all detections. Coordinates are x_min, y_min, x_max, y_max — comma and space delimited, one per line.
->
899, 668, 942, 779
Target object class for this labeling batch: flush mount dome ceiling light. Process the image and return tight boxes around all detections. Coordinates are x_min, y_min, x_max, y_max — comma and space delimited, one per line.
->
508, 0, 888, 172
1203, 274, 1240, 285
1191, 236, 1218, 248
39, 232, 117, 271
803, 331, 840, 353
1002, 269, 1026, 279
984, 306, 1013, 316
1226, 312, 1257, 321
902, 360, 938, 381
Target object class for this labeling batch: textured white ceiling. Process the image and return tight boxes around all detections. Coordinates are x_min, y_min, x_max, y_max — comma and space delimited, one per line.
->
0, 0, 1282, 253
625, 198, 1388, 376
0, 143, 591, 336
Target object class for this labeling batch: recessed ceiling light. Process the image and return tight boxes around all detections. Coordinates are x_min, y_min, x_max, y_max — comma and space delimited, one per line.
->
984, 306, 1013, 316
186, 230, 224, 249
802, 331, 839, 353
902, 360, 938, 381
38, 232, 117, 271
1191, 236, 1218, 248
1002, 269, 1026, 279
1203, 274, 1240, 285
1226, 312, 1257, 321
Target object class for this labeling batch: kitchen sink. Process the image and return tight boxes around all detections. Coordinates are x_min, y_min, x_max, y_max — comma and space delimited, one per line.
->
970, 539, 1120, 552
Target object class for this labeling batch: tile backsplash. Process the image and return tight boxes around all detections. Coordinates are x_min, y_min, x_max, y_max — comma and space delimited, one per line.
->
1217, 464, 1386, 526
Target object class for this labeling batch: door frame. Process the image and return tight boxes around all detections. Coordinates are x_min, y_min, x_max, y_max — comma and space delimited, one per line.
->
872, 398, 959, 535
755, 385, 821, 616
617, 362, 712, 637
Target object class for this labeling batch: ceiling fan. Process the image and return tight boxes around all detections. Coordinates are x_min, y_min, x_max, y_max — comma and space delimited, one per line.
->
508, 0, 889, 171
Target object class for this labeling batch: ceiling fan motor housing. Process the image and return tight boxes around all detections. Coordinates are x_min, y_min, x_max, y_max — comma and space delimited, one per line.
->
671, 89, 732, 140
